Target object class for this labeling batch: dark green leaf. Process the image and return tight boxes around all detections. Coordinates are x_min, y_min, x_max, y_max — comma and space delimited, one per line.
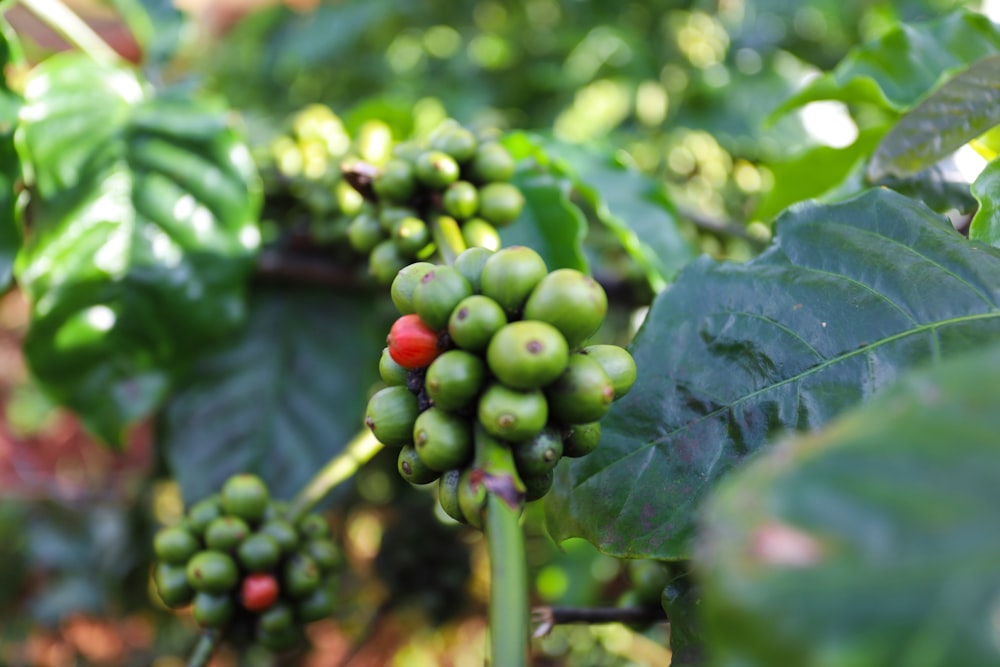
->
546, 188, 1000, 560
499, 170, 588, 273
754, 127, 885, 223
877, 154, 977, 213
159, 287, 388, 504
868, 54, 1000, 181
696, 343, 1000, 667
15, 56, 261, 445
969, 155, 1000, 247
773, 10, 1000, 116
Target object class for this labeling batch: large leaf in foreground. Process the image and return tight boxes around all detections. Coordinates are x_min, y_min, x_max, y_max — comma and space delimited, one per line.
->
868, 54, 1000, 181
546, 189, 1000, 560
773, 10, 1000, 116
15, 55, 260, 445
696, 344, 1000, 667
159, 287, 388, 503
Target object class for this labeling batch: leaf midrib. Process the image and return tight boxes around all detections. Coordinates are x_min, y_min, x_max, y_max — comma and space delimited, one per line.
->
573, 310, 1000, 493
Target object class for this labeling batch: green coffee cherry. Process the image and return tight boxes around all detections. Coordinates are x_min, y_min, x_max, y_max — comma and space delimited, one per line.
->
390, 262, 435, 315
457, 469, 487, 529
438, 469, 466, 524
398, 444, 441, 485
563, 421, 601, 458
187, 495, 223, 536
336, 179, 365, 216
222, 474, 270, 523
369, 239, 409, 284
443, 181, 479, 219
365, 386, 420, 446
522, 470, 554, 502
298, 514, 330, 540
283, 554, 322, 598
186, 551, 239, 594
523, 269, 608, 349
259, 601, 295, 634
486, 321, 569, 390
478, 384, 548, 442
425, 350, 487, 411
477, 182, 524, 227
480, 246, 548, 316
392, 140, 423, 162
154, 562, 194, 608
238, 533, 282, 572
412, 266, 473, 330
431, 126, 478, 162
448, 295, 507, 353
153, 526, 200, 565
263, 500, 290, 522
380, 205, 419, 233
373, 159, 417, 202
415, 150, 460, 189
393, 216, 431, 255
582, 345, 637, 399
257, 625, 303, 652
546, 355, 615, 424
469, 142, 516, 182
260, 519, 299, 554
513, 429, 563, 477
305, 539, 344, 572
347, 210, 384, 253
192, 592, 235, 628
296, 585, 336, 622
461, 218, 501, 251
205, 516, 251, 552
629, 560, 672, 605
379, 347, 409, 386
453, 247, 493, 292
413, 407, 474, 471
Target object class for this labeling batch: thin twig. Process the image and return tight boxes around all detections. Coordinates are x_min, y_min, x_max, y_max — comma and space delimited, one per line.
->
531, 605, 667, 638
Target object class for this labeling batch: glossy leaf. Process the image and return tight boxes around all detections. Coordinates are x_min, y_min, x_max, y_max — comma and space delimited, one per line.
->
877, 154, 977, 213
500, 170, 588, 273
158, 287, 388, 504
754, 127, 885, 223
15, 56, 261, 445
546, 188, 1000, 560
970, 156, 1000, 247
695, 343, 1000, 667
773, 10, 1000, 116
0, 20, 22, 291
869, 54, 1000, 181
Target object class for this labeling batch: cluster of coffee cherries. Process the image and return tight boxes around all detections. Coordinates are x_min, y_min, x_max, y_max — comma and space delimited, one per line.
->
364, 246, 636, 525
152, 474, 343, 651
260, 104, 390, 243
345, 120, 524, 283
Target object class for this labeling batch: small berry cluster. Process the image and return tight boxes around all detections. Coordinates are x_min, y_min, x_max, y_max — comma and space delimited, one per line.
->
345, 120, 524, 283
152, 474, 343, 651
364, 246, 636, 524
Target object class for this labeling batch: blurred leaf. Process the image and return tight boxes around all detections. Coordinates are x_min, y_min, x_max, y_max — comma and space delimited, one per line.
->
499, 171, 588, 273
876, 154, 977, 213
696, 343, 1000, 667
868, 54, 1000, 181
970, 155, 1000, 247
15, 55, 261, 445
773, 10, 1000, 116
106, 0, 187, 66
0, 19, 22, 292
505, 132, 693, 288
546, 188, 1000, 560
755, 127, 885, 222
159, 287, 388, 504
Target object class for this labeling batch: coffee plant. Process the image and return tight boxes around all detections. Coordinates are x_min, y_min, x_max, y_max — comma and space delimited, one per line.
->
2, 1, 1000, 666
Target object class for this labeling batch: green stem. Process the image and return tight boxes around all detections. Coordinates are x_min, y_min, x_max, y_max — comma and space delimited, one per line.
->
486, 493, 530, 667
430, 215, 467, 265
286, 428, 383, 524
186, 631, 220, 667
17, 0, 123, 66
